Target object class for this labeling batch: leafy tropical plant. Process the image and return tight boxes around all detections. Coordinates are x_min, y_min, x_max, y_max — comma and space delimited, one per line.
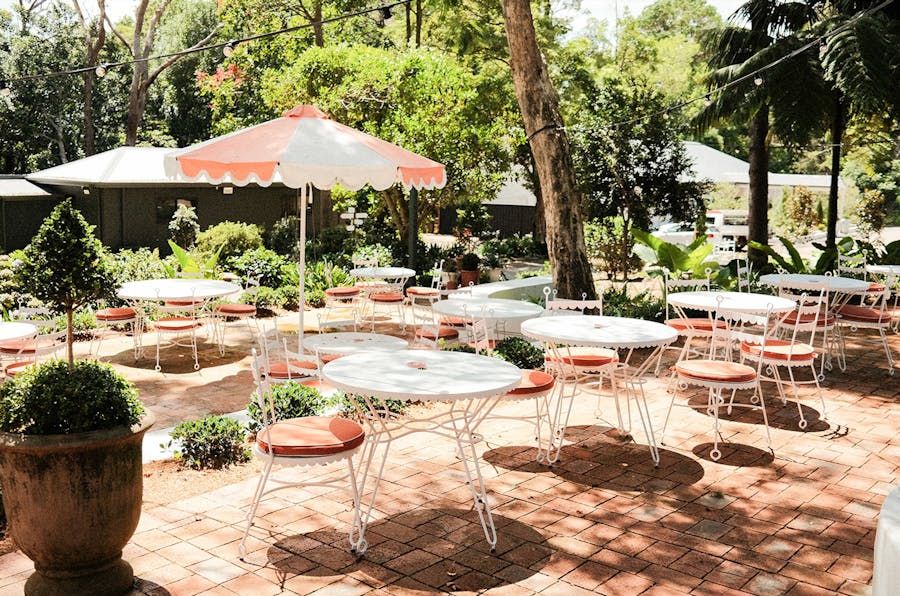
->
632, 228, 718, 278
196, 221, 264, 263
162, 240, 221, 278
749, 236, 835, 274
168, 204, 200, 248
167, 415, 250, 470
15, 200, 116, 367
602, 286, 666, 322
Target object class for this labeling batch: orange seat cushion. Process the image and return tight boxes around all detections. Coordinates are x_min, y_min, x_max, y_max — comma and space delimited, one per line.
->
216, 303, 256, 315
439, 316, 468, 327
415, 327, 460, 341
155, 317, 200, 331
268, 360, 318, 378
782, 311, 835, 327
4, 361, 33, 376
164, 300, 204, 307
666, 318, 728, 332
370, 293, 405, 303
868, 282, 886, 292
256, 416, 365, 457
675, 360, 757, 383
299, 379, 338, 393
740, 339, 816, 361
0, 336, 62, 355
506, 370, 555, 396
546, 347, 618, 369
838, 305, 891, 323
319, 353, 343, 364
325, 286, 360, 297
95, 307, 137, 321
406, 286, 440, 297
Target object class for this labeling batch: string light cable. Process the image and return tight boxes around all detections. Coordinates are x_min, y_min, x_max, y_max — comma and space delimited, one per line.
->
601, 0, 896, 131
0, 0, 411, 87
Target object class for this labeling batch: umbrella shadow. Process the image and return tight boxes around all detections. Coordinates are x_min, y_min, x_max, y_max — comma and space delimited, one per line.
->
267, 507, 550, 593
482, 425, 705, 489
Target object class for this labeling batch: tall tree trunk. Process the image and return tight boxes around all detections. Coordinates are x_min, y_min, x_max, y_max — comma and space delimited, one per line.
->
501, 0, 595, 300
415, 0, 422, 47
826, 95, 844, 252
528, 150, 546, 243
125, 67, 148, 146
747, 105, 769, 268
313, 0, 323, 47
82, 72, 96, 155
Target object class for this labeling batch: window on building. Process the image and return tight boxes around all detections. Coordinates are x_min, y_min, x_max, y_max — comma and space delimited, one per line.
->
156, 198, 196, 224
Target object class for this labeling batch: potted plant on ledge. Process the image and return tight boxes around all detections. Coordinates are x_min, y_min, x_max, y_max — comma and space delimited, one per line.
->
0, 200, 153, 596
459, 252, 481, 287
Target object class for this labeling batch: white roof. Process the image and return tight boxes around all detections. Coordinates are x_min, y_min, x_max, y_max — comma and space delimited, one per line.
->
0, 177, 53, 198
487, 178, 536, 206
26, 147, 288, 187
684, 141, 839, 188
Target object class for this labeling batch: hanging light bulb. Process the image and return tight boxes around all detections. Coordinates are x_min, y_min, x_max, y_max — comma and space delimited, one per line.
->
379, 5, 392, 20
754, 76, 763, 86
0, 81, 9, 98
95, 64, 107, 77
818, 41, 827, 59
223, 41, 235, 57
703, 95, 711, 107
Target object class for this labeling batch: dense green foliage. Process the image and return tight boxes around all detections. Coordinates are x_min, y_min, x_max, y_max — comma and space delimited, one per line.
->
246, 382, 333, 432
492, 337, 544, 370
169, 415, 251, 469
0, 360, 143, 435
196, 221, 264, 263
169, 204, 200, 249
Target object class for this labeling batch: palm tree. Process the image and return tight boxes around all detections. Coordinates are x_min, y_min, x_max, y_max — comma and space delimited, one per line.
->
695, 1, 817, 267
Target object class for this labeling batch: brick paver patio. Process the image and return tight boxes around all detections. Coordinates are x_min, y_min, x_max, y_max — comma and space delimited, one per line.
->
0, 310, 896, 595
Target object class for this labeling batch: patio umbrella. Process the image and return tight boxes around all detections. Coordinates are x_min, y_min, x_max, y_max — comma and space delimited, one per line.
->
164, 104, 446, 349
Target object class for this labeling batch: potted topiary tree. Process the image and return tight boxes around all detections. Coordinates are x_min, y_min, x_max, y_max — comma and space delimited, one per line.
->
441, 259, 460, 290
0, 200, 154, 596
459, 252, 481, 287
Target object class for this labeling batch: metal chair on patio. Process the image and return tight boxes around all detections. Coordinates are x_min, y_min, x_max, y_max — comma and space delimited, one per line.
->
239, 351, 366, 557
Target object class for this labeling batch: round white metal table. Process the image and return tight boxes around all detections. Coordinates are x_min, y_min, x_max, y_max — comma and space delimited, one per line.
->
323, 349, 521, 552
867, 264, 900, 277
521, 316, 677, 466
0, 322, 38, 343
302, 332, 408, 356
432, 298, 545, 337
758, 273, 869, 294
873, 485, 900, 596
667, 291, 795, 315
117, 279, 241, 301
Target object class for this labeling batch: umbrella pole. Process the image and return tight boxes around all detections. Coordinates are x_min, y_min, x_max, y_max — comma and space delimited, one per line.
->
298, 184, 308, 354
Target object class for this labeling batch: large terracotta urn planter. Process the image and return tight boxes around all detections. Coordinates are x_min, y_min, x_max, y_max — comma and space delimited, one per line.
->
459, 269, 479, 287
0, 412, 155, 596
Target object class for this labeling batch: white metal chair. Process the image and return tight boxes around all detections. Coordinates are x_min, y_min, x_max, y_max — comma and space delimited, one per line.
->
406, 259, 444, 309
239, 351, 366, 557
214, 278, 259, 355
153, 290, 201, 372
743, 289, 829, 429
318, 286, 360, 332
777, 282, 836, 380
0, 327, 65, 377
736, 259, 752, 293
835, 278, 896, 375
543, 287, 603, 315
92, 301, 142, 360
656, 270, 724, 373
662, 300, 773, 461
255, 329, 319, 383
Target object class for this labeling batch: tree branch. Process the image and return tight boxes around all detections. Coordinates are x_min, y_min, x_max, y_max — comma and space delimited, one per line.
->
147, 26, 219, 86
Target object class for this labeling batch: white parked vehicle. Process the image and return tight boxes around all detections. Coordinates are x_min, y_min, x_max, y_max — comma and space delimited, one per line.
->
706, 210, 749, 250
652, 222, 721, 246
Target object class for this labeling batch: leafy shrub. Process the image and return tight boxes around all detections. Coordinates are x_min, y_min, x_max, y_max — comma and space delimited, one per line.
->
0, 253, 22, 314
492, 337, 544, 369
352, 244, 392, 267
602, 286, 665, 322
0, 360, 144, 434
227, 247, 289, 288
168, 415, 250, 470
278, 285, 301, 310
444, 344, 476, 353
517, 261, 551, 278
853, 189, 886, 237
168, 204, 200, 248
304, 260, 353, 294
266, 215, 300, 256
341, 393, 406, 420
246, 382, 332, 432
454, 198, 493, 239
778, 185, 819, 237
584, 217, 642, 279
196, 221, 263, 263
460, 252, 481, 271
307, 225, 353, 264
108, 248, 168, 287
254, 286, 281, 309
304, 288, 325, 308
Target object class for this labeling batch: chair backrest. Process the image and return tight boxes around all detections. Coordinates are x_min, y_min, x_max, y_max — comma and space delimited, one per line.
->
467, 306, 494, 355
157, 289, 200, 316
663, 270, 711, 319
12, 304, 54, 327
250, 349, 277, 435
708, 299, 772, 373
30, 329, 67, 359
242, 278, 260, 305
430, 260, 444, 290
545, 291, 603, 315
736, 259, 752, 293
778, 284, 828, 347
837, 253, 867, 280
352, 256, 379, 269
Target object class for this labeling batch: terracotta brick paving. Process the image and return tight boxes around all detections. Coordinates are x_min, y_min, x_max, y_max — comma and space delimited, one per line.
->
0, 312, 897, 594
